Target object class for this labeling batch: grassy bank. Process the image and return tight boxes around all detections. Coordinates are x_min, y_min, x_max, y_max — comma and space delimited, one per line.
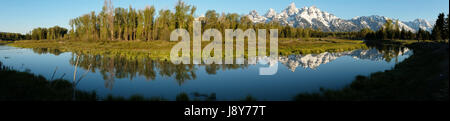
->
0, 61, 98, 101
294, 42, 449, 101
0, 41, 14, 45
9, 40, 178, 59
278, 38, 368, 55
8, 38, 368, 60
0, 61, 218, 101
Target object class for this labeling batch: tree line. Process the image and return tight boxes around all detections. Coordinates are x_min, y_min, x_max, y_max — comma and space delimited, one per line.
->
21, 0, 450, 42
40, 0, 347, 41
67, 0, 184, 41
363, 19, 429, 41
0, 32, 29, 41
431, 13, 449, 41
30, 26, 68, 40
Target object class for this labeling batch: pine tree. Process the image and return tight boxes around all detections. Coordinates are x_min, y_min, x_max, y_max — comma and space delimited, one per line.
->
432, 13, 445, 41
394, 20, 400, 39
443, 14, 449, 40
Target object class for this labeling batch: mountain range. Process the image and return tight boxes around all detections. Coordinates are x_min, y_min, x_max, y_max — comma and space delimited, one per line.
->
246, 3, 434, 32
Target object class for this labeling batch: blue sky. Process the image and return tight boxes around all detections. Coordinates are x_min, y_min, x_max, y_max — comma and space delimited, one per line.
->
0, 0, 448, 34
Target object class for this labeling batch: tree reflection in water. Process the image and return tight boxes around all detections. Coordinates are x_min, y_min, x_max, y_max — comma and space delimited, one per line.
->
29, 42, 410, 89
63, 52, 249, 88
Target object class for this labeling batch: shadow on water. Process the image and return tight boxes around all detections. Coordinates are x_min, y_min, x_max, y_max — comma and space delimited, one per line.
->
295, 42, 449, 101
0, 60, 252, 101
0, 61, 97, 101
0, 61, 226, 101
0, 59, 250, 101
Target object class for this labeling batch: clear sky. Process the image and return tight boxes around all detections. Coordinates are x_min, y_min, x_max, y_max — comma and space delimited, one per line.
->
0, 0, 448, 34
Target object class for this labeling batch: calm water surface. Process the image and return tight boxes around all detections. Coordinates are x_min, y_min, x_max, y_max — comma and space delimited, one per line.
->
0, 45, 412, 101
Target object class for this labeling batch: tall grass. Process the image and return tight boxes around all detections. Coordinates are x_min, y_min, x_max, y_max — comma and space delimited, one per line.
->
9, 38, 369, 61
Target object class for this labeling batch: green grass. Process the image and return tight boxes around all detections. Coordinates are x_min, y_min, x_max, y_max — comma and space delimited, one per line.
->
0, 41, 14, 45
9, 40, 178, 60
278, 38, 368, 55
294, 42, 449, 101
0, 61, 98, 101
8, 38, 369, 60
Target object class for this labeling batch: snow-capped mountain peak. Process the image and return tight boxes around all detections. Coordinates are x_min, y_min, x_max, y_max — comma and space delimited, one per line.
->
245, 3, 433, 32
265, 8, 277, 19
286, 2, 299, 15
351, 15, 417, 32
247, 10, 267, 23
404, 19, 433, 31
298, 6, 339, 26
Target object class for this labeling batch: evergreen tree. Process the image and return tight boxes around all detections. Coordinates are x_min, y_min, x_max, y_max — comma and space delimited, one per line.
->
432, 13, 445, 41
443, 14, 449, 40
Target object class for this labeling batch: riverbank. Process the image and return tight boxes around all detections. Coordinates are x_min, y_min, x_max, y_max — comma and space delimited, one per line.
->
9, 40, 177, 59
0, 60, 247, 101
0, 61, 214, 101
294, 42, 449, 101
278, 38, 367, 55
0, 41, 13, 45
3, 41, 447, 101
0, 61, 98, 101
9, 38, 368, 60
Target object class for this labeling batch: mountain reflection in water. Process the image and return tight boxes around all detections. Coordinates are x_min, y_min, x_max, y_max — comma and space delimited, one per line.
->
28, 44, 412, 88
0, 43, 413, 100
280, 47, 412, 71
